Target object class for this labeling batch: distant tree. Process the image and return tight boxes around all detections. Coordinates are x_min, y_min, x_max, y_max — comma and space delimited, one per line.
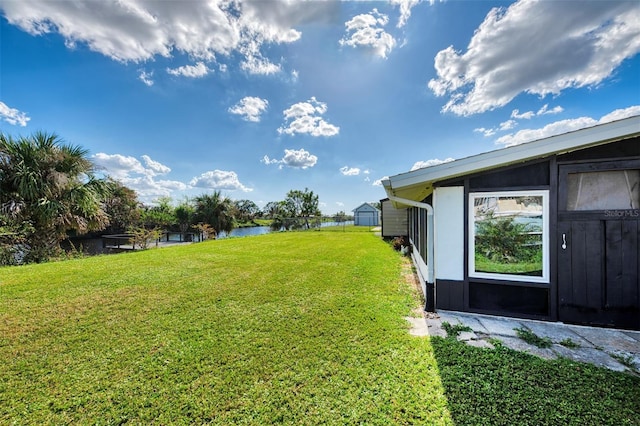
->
234, 199, 260, 223
194, 191, 235, 236
174, 201, 195, 241
103, 179, 142, 233
263, 201, 282, 219
0, 132, 109, 262
334, 211, 348, 223
285, 188, 320, 229
268, 201, 297, 231
141, 197, 175, 229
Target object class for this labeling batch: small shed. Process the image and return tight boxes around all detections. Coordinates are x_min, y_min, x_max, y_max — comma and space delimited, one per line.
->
352, 203, 380, 226
380, 198, 408, 238
382, 116, 640, 330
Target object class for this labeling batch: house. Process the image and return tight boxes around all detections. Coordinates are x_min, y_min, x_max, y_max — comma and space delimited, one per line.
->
352, 203, 380, 226
380, 198, 407, 238
382, 116, 640, 330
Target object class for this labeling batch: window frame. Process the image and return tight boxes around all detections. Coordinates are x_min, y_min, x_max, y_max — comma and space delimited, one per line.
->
468, 190, 550, 284
559, 159, 640, 214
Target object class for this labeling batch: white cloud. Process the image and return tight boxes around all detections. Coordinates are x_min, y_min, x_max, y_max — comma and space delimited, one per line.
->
600, 105, 640, 122
336, 201, 345, 207
340, 166, 360, 176
512, 104, 565, 120
93, 153, 148, 179
339, 8, 396, 58
260, 155, 280, 165
391, 0, 443, 28
166, 62, 210, 78
141, 154, 171, 175
282, 148, 318, 169
410, 158, 454, 171
138, 69, 154, 86
228, 97, 269, 122
390, 0, 420, 28
428, 1, 640, 116
373, 176, 388, 186
0, 101, 30, 126
240, 53, 281, 75
537, 104, 564, 116
474, 127, 496, 137
499, 120, 517, 131
496, 105, 640, 147
262, 148, 318, 169
189, 170, 252, 192
278, 97, 339, 137
511, 109, 535, 120
1, 0, 338, 73
92, 153, 185, 202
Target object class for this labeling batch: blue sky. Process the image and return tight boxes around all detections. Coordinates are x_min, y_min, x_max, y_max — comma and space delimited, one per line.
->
1, 0, 639, 214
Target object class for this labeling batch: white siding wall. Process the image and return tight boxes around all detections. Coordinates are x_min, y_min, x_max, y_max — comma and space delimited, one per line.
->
434, 186, 464, 281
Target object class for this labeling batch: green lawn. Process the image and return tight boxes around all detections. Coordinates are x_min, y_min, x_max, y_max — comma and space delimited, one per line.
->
1, 228, 638, 425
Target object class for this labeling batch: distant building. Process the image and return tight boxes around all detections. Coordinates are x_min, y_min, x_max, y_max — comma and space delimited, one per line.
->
352, 203, 380, 226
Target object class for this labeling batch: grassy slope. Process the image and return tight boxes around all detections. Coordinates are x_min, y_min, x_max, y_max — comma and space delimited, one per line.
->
0, 229, 450, 425
1, 228, 639, 425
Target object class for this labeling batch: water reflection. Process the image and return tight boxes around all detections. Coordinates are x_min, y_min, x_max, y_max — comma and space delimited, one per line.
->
218, 221, 354, 239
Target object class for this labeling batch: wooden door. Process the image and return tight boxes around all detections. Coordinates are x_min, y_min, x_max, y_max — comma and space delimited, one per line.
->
558, 162, 640, 330
558, 219, 639, 329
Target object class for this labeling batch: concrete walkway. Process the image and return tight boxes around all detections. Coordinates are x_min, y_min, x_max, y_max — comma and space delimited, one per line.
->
406, 310, 640, 374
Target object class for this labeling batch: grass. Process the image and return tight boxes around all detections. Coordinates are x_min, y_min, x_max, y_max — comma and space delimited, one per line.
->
431, 338, 640, 425
1, 228, 639, 424
475, 254, 542, 275
611, 353, 638, 370
560, 338, 581, 349
0, 228, 450, 424
441, 322, 472, 338
515, 327, 553, 348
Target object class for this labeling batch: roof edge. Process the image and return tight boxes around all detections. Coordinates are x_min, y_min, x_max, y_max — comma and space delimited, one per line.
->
386, 116, 640, 199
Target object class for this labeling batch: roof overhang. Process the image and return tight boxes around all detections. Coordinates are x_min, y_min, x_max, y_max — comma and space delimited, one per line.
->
384, 116, 640, 208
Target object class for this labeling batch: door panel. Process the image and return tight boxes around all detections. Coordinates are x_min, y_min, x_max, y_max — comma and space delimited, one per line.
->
604, 220, 639, 309
558, 221, 603, 321
558, 162, 640, 330
558, 219, 639, 329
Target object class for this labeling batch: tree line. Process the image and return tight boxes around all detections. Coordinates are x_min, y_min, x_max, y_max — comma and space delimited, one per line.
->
0, 132, 352, 265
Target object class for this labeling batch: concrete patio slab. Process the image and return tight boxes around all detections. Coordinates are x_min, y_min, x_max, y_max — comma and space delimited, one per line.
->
419, 310, 640, 374
524, 321, 594, 348
457, 331, 478, 341
568, 326, 640, 354
498, 336, 557, 360
623, 330, 640, 343
405, 316, 429, 337
552, 345, 628, 372
476, 316, 523, 337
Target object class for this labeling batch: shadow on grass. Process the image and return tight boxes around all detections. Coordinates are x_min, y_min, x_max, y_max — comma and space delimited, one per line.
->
430, 337, 640, 426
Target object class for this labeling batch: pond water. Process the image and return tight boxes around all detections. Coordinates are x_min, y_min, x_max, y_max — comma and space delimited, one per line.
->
218, 221, 354, 239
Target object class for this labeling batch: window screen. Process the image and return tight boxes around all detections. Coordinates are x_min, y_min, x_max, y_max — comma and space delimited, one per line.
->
566, 170, 639, 211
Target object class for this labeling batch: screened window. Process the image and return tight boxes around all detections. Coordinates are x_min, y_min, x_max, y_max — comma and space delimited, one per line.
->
566, 169, 639, 211
408, 206, 428, 264
469, 191, 549, 283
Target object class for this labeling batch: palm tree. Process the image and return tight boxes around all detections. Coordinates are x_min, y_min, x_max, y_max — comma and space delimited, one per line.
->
193, 191, 235, 237
0, 132, 109, 262
174, 201, 195, 241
